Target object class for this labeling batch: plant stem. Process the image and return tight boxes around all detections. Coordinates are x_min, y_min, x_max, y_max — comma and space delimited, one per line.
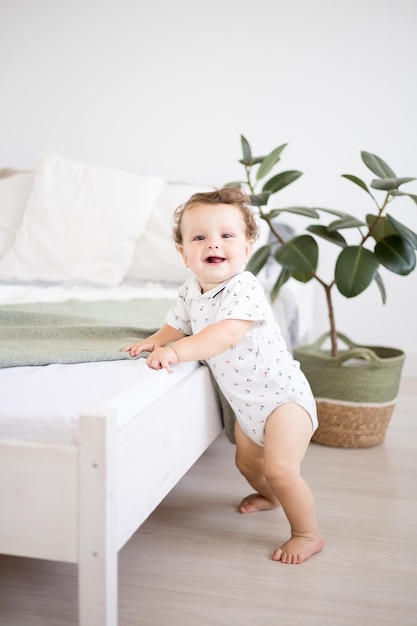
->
259, 210, 286, 244
245, 165, 254, 194
360, 192, 389, 246
313, 276, 338, 357
324, 283, 338, 357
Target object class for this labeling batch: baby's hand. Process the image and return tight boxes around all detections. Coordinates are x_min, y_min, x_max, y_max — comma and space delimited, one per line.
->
146, 346, 179, 373
122, 339, 157, 357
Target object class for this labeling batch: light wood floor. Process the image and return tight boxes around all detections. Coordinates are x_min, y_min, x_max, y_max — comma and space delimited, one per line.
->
1, 378, 416, 626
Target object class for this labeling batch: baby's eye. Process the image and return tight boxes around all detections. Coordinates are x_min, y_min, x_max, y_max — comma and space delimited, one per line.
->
223, 233, 234, 239
193, 235, 205, 241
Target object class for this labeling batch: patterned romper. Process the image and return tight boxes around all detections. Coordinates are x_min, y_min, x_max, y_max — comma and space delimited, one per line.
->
165, 271, 318, 446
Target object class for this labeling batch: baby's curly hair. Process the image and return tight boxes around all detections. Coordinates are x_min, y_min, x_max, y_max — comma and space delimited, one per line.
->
172, 187, 259, 246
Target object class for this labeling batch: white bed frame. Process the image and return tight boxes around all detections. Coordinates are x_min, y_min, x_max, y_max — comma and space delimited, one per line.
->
0, 365, 223, 625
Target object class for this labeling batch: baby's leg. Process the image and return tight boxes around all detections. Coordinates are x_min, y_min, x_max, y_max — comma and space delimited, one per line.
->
234, 421, 280, 513
264, 403, 323, 564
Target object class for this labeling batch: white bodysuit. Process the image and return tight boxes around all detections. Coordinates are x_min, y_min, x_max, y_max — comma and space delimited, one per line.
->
165, 271, 318, 446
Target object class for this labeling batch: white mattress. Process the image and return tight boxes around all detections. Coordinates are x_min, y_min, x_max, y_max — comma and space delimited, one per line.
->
0, 282, 199, 445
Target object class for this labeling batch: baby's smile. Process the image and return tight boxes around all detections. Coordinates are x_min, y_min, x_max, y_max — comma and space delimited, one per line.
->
205, 256, 226, 264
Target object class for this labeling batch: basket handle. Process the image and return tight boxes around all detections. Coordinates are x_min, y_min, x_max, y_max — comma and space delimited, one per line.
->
336, 347, 380, 366
309, 332, 380, 366
308, 332, 357, 351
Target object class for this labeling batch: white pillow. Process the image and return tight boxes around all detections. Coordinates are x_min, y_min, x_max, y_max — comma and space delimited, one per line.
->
0, 152, 165, 285
0, 172, 34, 259
128, 182, 212, 284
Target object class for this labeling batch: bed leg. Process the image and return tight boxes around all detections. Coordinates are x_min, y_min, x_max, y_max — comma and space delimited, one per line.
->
78, 410, 118, 626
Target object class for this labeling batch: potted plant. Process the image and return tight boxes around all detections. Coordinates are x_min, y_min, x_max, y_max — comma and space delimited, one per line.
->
226, 135, 416, 447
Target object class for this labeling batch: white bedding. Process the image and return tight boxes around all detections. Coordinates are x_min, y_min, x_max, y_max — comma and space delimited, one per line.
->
0, 359, 198, 445
0, 279, 180, 304
0, 282, 199, 444
0, 161, 299, 625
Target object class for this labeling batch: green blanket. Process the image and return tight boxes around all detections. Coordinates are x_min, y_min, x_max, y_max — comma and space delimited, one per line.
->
0, 298, 171, 368
0, 298, 235, 442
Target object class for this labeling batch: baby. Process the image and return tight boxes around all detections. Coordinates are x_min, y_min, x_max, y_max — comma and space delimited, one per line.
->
123, 187, 323, 564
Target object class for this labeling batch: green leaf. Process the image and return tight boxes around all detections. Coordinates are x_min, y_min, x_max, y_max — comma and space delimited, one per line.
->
407, 193, 417, 205
249, 192, 272, 206
390, 191, 417, 205
274, 235, 318, 274
374, 270, 387, 305
264, 206, 319, 220
224, 181, 245, 189
335, 246, 378, 297
262, 208, 282, 220
307, 224, 347, 247
238, 156, 265, 166
370, 177, 416, 191
246, 244, 271, 275
279, 206, 320, 219
270, 268, 292, 302
262, 170, 302, 194
387, 214, 417, 249
375, 235, 416, 275
240, 135, 252, 165
361, 151, 396, 178
327, 216, 366, 230
366, 214, 397, 242
256, 144, 288, 181
341, 174, 371, 195
313, 207, 356, 219
291, 269, 315, 283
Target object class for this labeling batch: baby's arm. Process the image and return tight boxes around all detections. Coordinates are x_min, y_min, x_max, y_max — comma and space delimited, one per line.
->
122, 324, 187, 357
147, 319, 253, 372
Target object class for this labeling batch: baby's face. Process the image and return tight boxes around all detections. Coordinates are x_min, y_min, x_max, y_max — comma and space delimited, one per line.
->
178, 202, 253, 293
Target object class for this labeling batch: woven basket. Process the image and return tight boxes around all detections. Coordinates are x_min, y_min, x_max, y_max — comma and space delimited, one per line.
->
294, 332, 405, 448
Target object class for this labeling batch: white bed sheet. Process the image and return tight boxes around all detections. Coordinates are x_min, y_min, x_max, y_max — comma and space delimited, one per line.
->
0, 279, 180, 304
0, 281, 199, 445
0, 359, 199, 445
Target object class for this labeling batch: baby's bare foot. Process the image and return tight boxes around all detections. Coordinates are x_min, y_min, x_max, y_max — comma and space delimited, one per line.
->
272, 535, 323, 564
238, 493, 280, 514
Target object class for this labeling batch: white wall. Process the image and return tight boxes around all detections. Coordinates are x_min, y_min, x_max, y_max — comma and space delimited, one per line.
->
1, 0, 416, 375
